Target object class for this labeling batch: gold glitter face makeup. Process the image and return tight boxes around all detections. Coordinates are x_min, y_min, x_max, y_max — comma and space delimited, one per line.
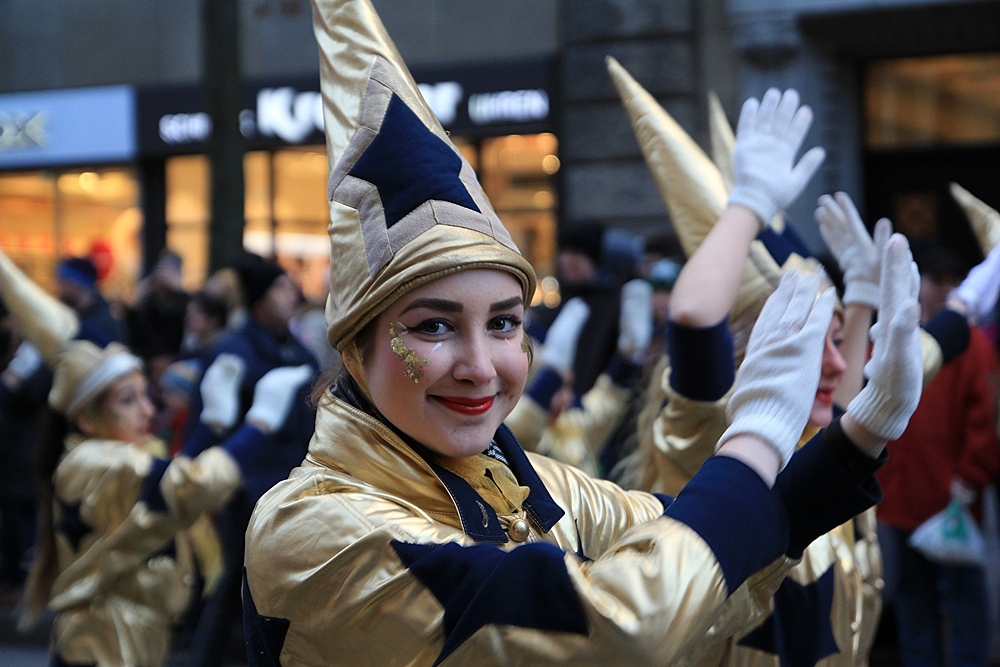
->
389, 322, 429, 383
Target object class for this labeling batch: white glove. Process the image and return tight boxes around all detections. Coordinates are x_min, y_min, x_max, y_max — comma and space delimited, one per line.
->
950, 243, 1000, 322
538, 298, 590, 374
200, 353, 246, 431
816, 192, 892, 308
617, 279, 653, 364
846, 234, 923, 441
245, 365, 314, 433
2, 341, 42, 388
718, 271, 835, 468
728, 88, 826, 225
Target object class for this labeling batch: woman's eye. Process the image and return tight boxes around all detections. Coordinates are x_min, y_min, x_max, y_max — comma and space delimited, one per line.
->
490, 314, 522, 334
411, 319, 450, 336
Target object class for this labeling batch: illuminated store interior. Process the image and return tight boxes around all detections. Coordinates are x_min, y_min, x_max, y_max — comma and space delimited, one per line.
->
0, 132, 559, 306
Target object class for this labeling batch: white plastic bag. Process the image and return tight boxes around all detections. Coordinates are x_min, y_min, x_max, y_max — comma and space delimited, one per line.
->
909, 499, 986, 566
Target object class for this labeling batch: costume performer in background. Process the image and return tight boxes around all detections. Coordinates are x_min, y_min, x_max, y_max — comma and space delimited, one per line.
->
0, 247, 312, 667
608, 62, 1000, 667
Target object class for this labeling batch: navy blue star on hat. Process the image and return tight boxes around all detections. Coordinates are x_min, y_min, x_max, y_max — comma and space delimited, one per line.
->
348, 93, 480, 229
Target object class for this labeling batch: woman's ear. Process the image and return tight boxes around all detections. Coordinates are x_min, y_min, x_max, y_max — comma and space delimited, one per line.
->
75, 412, 96, 437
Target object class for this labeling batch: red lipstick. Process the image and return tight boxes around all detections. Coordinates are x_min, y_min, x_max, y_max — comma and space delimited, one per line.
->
435, 395, 495, 416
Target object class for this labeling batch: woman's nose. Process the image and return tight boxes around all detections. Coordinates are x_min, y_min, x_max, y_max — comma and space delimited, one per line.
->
453, 333, 497, 384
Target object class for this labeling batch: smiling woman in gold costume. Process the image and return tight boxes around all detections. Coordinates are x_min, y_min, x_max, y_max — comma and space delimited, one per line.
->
240, 1, 927, 665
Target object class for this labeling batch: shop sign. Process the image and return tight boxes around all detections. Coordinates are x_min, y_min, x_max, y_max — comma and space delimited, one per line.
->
138, 56, 555, 155
0, 86, 135, 169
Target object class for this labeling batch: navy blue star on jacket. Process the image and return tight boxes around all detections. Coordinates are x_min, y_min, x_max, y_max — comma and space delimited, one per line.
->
56, 499, 92, 552
392, 540, 588, 666
243, 569, 290, 667
737, 565, 839, 666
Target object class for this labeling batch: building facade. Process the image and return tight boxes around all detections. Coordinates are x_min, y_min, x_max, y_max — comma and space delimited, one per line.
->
0, 0, 997, 302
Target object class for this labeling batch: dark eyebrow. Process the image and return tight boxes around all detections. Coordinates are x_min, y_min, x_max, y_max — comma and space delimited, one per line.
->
491, 296, 524, 312
401, 298, 463, 314
400, 295, 523, 315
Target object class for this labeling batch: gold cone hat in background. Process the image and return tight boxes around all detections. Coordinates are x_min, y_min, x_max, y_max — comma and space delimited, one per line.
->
310, 0, 536, 352
707, 91, 736, 195
0, 247, 78, 365
950, 182, 1000, 254
607, 56, 798, 363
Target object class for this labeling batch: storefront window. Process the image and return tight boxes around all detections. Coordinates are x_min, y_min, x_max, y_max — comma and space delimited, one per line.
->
0, 168, 140, 300
165, 134, 558, 304
455, 133, 559, 301
865, 52, 1000, 149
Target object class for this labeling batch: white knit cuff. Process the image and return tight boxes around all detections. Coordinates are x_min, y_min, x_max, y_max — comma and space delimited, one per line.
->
842, 280, 880, 309
728, 182, 777, 227
847, 382, 911, 442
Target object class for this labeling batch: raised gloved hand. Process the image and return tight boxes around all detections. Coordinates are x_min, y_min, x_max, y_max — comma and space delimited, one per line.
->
950, 243, 1000, 323
2, 341, 42, 389
199, 353, 246, 432
617, 279, 654, 364
718, 271, 835, 468
816, 191, 893, 308
846, 234, 922, 441
728, 88, 826, 226
245, 364, 314, 434
538, 298, 590, 374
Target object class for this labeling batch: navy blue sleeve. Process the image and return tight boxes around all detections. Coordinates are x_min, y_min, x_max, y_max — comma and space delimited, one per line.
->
524, 366, 564, 410
219, 422, 270, 474
181, 419, 223, 458
923, 308, 970, 365
605, 352, 642, 390
773, 418, 884, 559
666, 456, 788, 592
667, 319, 735, 401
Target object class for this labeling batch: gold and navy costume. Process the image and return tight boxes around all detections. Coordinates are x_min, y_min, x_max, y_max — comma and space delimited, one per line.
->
46, 424, 263, 667
243, 376, 884, 666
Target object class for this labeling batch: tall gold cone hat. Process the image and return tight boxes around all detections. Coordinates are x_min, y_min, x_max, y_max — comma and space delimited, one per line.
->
707, 91, 736, 195
950, 182, 1000, 254
0, 247, 79, 365
606, 56, 794, 363
310, 0, 536, 355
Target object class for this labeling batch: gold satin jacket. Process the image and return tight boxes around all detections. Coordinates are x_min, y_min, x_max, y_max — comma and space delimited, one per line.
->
631, 358, 883, 667
243, 382, 882, 667
45, 432, 245, 667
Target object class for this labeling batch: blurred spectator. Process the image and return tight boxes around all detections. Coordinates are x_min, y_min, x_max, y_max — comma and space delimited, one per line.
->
532, 222, 641, 396
153, 359, 200, 457
0, 307, 47, 606
290, 300, 341, 373
645, 257, 681, 369
126, 249, 191, 382
181, 252, 318, 667
204, 267, 246, 331
55, 256, 126, 346
181, 290, 230, 359
877, 242, 1000, 666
